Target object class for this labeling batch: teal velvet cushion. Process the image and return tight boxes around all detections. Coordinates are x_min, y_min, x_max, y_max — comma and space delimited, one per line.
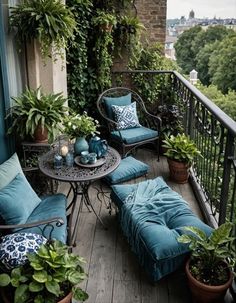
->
111, 126, 158, 144
112, 102, 140, 130
23, 194, 67, 243
105, 156, 149, 185
111, 177, 212, 282
0, 153, 24, 190
103, 93, 131, 119
0, 173, 41, 225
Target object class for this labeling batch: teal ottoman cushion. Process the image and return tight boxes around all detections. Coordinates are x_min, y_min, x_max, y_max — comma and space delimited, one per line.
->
103, 93, 131, 119
0, 173, 41, 225
22, 194, 67, 243
104, 156, 149, 184
111, 126, 158, 144
111, 177, 212, 282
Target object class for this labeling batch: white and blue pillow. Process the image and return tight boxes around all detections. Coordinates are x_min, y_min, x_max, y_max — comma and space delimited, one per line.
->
112, 102, 140, 130
0, 232, 47, 269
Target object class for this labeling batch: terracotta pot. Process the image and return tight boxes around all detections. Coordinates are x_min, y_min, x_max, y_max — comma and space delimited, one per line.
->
58, 292, 72, 303
185, 259, 233, 303
34, 124, 48, 143
167, 158, 190, 184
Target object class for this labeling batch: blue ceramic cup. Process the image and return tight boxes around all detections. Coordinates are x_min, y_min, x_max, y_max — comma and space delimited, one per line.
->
88, 152, 97, 164
80, 151, 89, 164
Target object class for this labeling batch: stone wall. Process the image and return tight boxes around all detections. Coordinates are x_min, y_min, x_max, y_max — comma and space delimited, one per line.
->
136, 0, 167, 45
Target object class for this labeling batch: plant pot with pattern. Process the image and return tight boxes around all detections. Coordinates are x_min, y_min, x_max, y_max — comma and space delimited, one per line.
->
6, 87, 67, 143
163, 133, 201, 184
0, 240, 88, 303
178, 223, 235, 303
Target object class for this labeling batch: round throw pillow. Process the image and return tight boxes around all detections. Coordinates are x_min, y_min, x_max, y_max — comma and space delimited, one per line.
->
0, 232, 47, 269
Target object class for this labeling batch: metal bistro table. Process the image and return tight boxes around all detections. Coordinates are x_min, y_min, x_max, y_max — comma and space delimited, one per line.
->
39, 147, 121, 246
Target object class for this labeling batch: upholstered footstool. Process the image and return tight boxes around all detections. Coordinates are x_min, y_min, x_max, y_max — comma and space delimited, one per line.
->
111, 177, 212, 282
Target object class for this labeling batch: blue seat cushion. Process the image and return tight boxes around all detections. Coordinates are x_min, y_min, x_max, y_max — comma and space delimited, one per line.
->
104, 156, 149, 185
20, 194, 67, 244
111, 126, 158, 144
0, 173, 41, 225
111, 177, 212, 282
103, 93, 131, 119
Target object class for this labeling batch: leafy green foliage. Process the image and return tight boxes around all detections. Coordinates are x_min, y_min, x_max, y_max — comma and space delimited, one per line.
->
63, 111, 99, 139
92, 10, 116, 27
178, 223, 236, 285
130, 43, 178, 108
197, 83, 236, 121
6, 87, 67, 142
0, 240, 88, 303
163, 133, 202, 164
10, 0, 76, 60
209, 35, 236, 93
66, 0, 93, 113
174, 26, 202, 74
175, 25, 236, 93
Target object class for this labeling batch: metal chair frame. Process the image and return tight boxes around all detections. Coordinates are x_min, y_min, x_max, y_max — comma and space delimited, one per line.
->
97, 87, 161, 158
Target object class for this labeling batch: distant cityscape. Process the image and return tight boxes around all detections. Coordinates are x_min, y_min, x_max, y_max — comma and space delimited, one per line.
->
165, 10, 236, 61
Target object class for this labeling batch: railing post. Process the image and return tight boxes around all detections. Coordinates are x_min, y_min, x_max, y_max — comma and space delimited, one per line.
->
219, 132, 235, 225
188, 94, 194, 138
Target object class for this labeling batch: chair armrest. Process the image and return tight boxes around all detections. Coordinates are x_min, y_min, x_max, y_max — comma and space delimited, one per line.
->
0, 217, 64, 231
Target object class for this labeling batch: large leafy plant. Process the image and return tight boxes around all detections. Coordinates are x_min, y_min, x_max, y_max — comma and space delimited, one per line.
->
163, 133, 201, 165
0, 240, 88, 303
7, 87, 67, 142
178, 222, 235, 285
10, 0, 76, 60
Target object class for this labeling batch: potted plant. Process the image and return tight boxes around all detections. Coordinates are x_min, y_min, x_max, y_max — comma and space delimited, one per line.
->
63, 111, 100, 155
10, 0, 76, 60
92, 10, 116, 33
0, 240, 88, 303
178, 222, 235, 303
162, 133, 201, 183
6, 87, 67, 143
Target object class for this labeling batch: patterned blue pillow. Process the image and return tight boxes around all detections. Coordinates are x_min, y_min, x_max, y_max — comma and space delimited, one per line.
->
112, 102, 141, 130
0, 233, 47, 269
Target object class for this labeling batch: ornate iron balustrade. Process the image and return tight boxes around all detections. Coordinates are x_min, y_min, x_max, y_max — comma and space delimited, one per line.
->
112, 70, 236, 227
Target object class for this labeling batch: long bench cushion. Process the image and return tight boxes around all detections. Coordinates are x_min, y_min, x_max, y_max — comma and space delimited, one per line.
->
111, 177, 212, 282
20, 194, 67, 244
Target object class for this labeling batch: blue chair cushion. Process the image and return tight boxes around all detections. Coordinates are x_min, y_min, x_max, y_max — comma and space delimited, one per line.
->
0, 153, 24, 190
111, 126, 158, 144
104, 156, 149, 185
111, 177, 212, 282
0, 173, 41, 225
103, 93, 131, 119
0, 232, 47, 269
22, 194, 67, 243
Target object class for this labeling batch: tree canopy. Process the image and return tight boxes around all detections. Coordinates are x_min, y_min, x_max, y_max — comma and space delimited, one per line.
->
175, 25, 236, 94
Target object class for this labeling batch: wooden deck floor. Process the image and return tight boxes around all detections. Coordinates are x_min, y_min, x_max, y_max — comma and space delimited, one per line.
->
57, 148, 229, 303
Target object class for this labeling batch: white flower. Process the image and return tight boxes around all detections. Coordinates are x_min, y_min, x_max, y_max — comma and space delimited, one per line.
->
68, 122, 72, 127
72, 125, 76, 130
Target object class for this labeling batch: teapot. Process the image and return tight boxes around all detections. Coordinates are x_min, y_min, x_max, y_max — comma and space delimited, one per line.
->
89, 136, 108, 158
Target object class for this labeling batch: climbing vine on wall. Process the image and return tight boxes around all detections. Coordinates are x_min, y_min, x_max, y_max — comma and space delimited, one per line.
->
66, 0, 144, 115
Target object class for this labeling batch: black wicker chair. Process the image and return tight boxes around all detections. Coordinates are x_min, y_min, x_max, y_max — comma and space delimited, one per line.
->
97, 87, 161, 158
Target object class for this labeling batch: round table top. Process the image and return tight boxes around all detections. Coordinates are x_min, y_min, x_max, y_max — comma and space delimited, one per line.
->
38, 147, 121, 182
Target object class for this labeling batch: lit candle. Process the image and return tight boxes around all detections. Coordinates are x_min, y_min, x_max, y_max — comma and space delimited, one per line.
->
61, 145, 69, 157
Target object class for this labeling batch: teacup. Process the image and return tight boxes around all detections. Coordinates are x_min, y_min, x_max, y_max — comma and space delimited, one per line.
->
88, 152, 97, 164
80, 151, 89, 164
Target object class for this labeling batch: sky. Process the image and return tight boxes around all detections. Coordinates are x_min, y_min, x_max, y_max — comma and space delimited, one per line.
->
167, 0, 236, 19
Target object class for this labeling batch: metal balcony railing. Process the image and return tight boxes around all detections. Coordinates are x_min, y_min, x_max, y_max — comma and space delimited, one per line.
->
112, 70, 236, 228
